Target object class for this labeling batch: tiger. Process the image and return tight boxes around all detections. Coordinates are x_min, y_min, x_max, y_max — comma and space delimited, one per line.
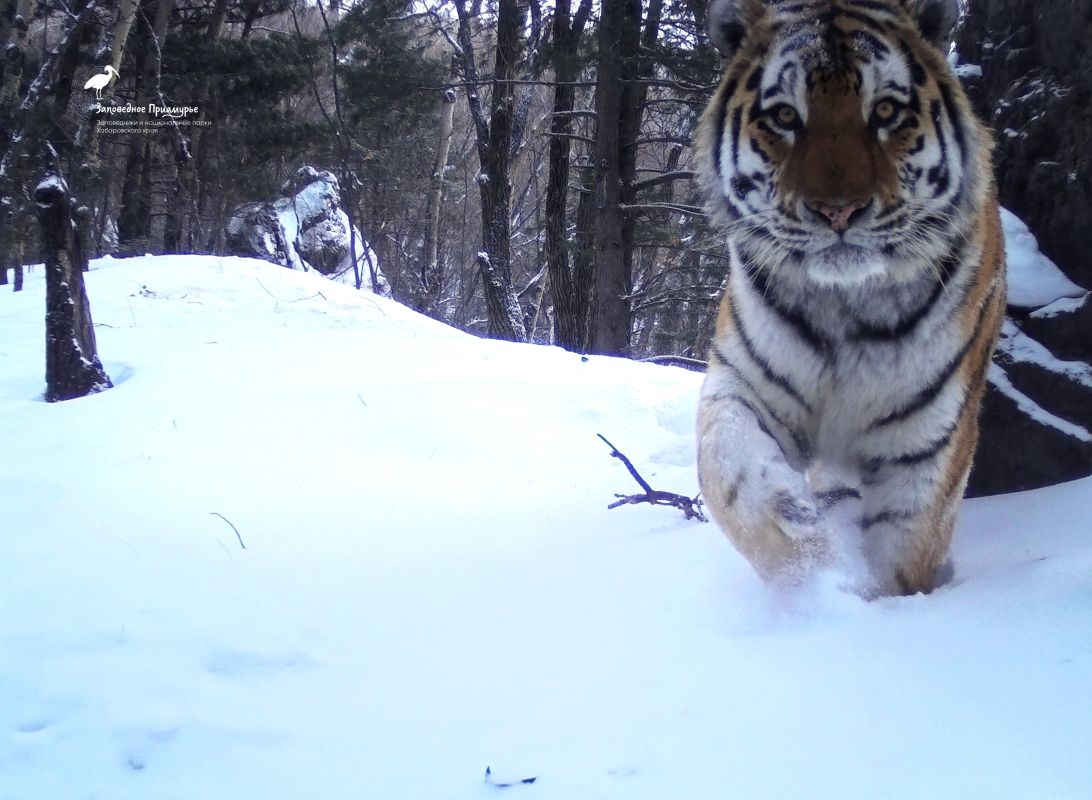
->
694, 0, 1006, 596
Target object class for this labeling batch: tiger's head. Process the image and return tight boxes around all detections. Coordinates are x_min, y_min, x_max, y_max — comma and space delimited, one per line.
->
699, 0, 989, 287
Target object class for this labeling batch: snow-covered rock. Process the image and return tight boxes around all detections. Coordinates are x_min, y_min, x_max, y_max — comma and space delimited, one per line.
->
971, 211, 1092, 496
226, 167, 389, 295
1001, 208, 1085, 309
956, 0, 1092, 289
225, 202, 291, 267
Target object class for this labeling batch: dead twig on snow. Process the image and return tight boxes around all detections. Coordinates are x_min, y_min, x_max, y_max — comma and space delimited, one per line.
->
210, 512, 246, 550
598, 434, 707, 522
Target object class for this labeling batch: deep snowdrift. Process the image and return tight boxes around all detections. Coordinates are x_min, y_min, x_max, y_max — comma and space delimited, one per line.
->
1, 255, 1090, 799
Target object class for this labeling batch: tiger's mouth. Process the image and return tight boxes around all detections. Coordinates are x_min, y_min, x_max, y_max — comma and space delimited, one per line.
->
800, 241, 888, 286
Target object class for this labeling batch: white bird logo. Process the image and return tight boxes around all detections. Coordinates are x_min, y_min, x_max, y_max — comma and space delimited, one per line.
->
83, 65, 120, 100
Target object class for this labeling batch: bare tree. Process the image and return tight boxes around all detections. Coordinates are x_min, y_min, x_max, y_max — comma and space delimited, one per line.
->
0, 0, 99, 292
36, 170, 112, 401
591, 0, 643, 355
453, 0, 527, 341
119, 0, 178, 253
544, 0, 594, 351
418, 82, 457, 314
159, 0, 218, 252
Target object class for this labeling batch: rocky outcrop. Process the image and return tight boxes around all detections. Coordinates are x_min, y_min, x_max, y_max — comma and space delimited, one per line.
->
954, 2, 1092, 495
225, 202, 290, 268
970, 312, 1092, 496
955, 0, 1092, 288
225, 167, 388, 295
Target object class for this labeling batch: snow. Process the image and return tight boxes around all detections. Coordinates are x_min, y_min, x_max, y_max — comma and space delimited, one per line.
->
1001, 208, 1087, 308
2, 255, 1092, 799
997, 319, 1092, 391
33, 174, 65, 195
1031, 293, 1089, 320
988, 363, 1092, 443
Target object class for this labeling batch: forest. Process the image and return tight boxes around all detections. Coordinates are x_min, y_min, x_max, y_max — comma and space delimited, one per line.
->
0, 0, 730, 359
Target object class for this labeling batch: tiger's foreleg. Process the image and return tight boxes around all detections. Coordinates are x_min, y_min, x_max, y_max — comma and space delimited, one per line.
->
854, 274, 1002, 596
696, 358, 827, 584
856, 410, 980, 596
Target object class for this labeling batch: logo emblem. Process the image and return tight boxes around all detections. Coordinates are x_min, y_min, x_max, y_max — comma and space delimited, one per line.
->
83, 66, 120, 101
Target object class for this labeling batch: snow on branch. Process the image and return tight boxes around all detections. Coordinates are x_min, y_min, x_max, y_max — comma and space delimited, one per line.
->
598, 434, 707, 522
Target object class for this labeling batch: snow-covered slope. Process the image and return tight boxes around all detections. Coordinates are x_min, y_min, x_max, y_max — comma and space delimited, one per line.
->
1, 256, 1091, 799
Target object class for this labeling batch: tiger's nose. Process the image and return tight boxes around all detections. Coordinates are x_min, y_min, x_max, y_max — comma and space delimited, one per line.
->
807, 199, 870, 232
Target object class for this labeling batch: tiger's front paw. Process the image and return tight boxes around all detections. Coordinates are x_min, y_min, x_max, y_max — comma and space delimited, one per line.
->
747, 460, 822, 541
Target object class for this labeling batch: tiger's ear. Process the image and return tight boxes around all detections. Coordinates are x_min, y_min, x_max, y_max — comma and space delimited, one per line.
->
903, 0, 960, 49
707, 0, 764, 59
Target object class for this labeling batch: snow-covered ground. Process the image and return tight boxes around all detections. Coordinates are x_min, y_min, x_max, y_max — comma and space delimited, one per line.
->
2, 255, 1091, 799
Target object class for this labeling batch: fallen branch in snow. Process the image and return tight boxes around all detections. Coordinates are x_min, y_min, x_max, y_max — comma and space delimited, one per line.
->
484, 766, 537, 788
598, 434, 707, 522
210, 512, 246, 550
639, 354, 708, 371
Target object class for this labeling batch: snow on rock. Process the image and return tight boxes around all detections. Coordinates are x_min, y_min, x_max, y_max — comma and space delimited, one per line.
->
1002, 207, 1086, 308
225, 202, 291, 268
953, 63, 983, 79
971, 210, 1092, 495
1030, 293, 1089, 321
226, 167, 389, 295
988, 363, 1092, 443
34, 174, 65, 194
2, 254, 1092, 799
997, 319, 1092, 391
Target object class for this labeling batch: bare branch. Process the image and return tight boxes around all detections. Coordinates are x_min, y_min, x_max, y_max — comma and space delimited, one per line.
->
541, 131, 596, 144
630, 170, 697, 194
639, 355, 708, 370
598, 434, 707, 522
620, 202, 707, 217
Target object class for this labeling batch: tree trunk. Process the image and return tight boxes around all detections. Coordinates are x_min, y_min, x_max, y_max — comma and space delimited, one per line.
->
167, 0, 224, 252
65, 0, 139, 269
544, 0, 593, 352
0, 0, 37, 121
35, 172, 111, 402
454, 0, 527, 342
119, 0, 174, 252
0, 0, 95, 291
418, 84, 456, 313
0, 0, 40, 287
591, 0, 642, 355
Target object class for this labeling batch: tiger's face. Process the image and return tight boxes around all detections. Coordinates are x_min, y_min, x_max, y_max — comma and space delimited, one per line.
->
701, 0, 981, 287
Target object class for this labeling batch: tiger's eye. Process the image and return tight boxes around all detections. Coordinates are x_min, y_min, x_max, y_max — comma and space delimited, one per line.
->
874, 100, 897, 122
775, 105, 799, 127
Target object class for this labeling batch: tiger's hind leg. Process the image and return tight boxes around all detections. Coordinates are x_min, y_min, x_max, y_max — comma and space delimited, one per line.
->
697, 360, 828, 585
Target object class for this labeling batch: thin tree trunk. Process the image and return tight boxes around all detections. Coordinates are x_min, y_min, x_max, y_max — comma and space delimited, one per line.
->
119, 0, 174, 251
66, 0, 139, 269
544, 0, 593, 351
35, 172, 111, 401
168, 0, 224, 251
619, 0, 662, 314
418, 84, 457, 313
454, 0, 527, 341
571, 159, 596, 334
0, 0, 37, 115
0, 0, 39, 287
591, 0, 642, 355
